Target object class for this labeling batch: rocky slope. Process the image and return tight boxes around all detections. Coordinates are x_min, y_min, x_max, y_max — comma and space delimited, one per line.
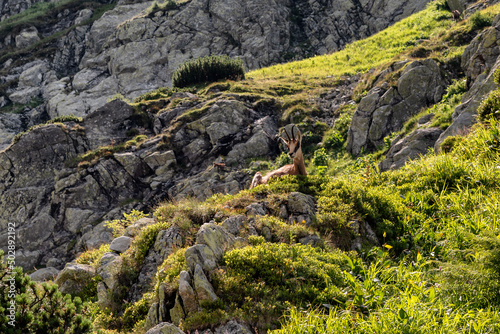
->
0, 0, 431, 150
1, 0, 498, 272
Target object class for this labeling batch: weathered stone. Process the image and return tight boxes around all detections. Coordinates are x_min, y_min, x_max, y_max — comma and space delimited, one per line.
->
196, 223, 236, 260
347, 59, 447, 156
185, 244, 218, 273
97, 252, 123, 291
222, 215, 246, 235
125, 217, 155, 237
15, 26, 40, 48
245, 203, 268, 216
145, 322, 185, 334
193, 264, 218, 303
299, 235, 323, 248
109, 236, 132, 253
55, 263, 96, 296
144, 302, 160, 331
287, 192, 316, 224
380, 127, 443, 171
178, 271, 198, 314
214, 320, 252, 334
169, 294, 185, 326
29, 267, 60, 282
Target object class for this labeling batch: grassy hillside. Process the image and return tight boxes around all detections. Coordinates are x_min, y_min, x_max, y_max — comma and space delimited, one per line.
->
5, 0, 500, 333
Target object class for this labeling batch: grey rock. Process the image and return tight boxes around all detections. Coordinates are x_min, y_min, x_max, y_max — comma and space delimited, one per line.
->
178, 271, 198, 314
193, 264, 218, 303
222, 215, 247, 235
125, 217, 155, 237
109, 236, 132, 253
55, 263, 96, 296
185, 244, 218, 273
347, 59, 447, 156
245, 203, 268, 216
169, 294, 185, 327
83, 99, 136, 149
380, 127, 443, 171
287, 192, 316, 225
214, 320, 252, 334
144, 302, 160, 331
29, 267, 60, 282
15, 26, 40, 49
130, 225, 183, 302
145, 322, 185, 334
299, 235, 323, 248
97, 252, 123, 291
75, 9, 93, 25
196, 223, 236, 259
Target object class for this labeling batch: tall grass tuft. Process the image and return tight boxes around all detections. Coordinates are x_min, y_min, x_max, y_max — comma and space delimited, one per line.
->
172, 55, 245, 88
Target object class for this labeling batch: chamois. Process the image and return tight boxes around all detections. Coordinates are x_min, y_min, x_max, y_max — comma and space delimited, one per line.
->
250, 124, 307, 189
452, 10, 461, 22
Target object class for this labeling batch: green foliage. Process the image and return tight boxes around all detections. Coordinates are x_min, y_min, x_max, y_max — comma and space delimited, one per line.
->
105, 209, 149, 237
131, 221, 171, 265
312, 148, 329, 167
212, 242, 349, 331
122, 292, 154, 331
155, 247, 188, 288
323, 105, 355, 151
478, 89, 500, 121
0, 251, 93, 333
440, 135, 464, 153
172, 55, 245, 88
76, 244, 111, 267
49, 114, 83, 123
275, 151, 292, 167
106, 93, 131, 104
469, 10, 493, 31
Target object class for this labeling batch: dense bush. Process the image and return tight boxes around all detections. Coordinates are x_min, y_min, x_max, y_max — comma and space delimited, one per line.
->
211, 243, 350, 330
172, 55, 245, 88
0, 252, 92, 334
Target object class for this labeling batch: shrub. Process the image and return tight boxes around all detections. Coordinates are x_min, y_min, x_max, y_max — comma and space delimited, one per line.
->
469, 10, 493, 31
212, 243, 349, 331
440, 135, 464, 153
275, 151, 292, 167
478, 89, 500, 121
312, 148, 329, 167
172, 55, 245, 88
0, 251, 93, 333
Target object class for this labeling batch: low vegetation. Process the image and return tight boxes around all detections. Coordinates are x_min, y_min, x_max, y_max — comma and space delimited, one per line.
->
172, 55, 245, 88
11, 0, 500, 333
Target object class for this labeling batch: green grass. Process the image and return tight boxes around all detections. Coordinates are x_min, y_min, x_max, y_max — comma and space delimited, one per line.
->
248, 1, 452, 81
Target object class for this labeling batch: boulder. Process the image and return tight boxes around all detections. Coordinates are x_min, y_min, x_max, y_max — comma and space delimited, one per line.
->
196, 223, 236, 260
29, 267, 60, 282
55, 263, 96, 296
145, 322, 185, 334
380, 127, 443, 171
287, 192, 316, 224
178, 271, 198, 314
436, 20, 500, 150
347, 59, 447, 156
15, 26, 40, 49
193, 264, 218, 303
109, 236, 132, 253
222, 215, 247, 235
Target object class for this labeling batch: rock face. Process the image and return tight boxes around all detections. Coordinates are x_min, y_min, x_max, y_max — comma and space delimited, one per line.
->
55, 263, 96, 296
0, 0, 432, 124
380, 127, 443, 171
347, 59, 448, 156
0, 0, 49, 20
435, 14, 500, 150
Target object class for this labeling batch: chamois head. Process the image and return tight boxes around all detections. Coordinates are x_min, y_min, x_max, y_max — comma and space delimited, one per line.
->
279, 124, 302, 159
